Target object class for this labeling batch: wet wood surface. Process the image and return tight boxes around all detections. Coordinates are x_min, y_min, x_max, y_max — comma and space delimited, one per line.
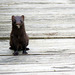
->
0, 39, 75, 75
0, 0, 75, 38
0, 0, 75, 75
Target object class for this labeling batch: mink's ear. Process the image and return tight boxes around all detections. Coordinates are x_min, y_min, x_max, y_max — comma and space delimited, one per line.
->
12, 15, 15, 20
21, 15, 24, 21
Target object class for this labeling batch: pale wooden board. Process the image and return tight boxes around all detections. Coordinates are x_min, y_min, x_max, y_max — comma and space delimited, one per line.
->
0, 72, 75, 75
1, 39, 75, 55
0, 64, 75, 73
0, 1, 75, 75
0, 0, 69, 4
0, 39, 75, 74
0, 0, 75, 38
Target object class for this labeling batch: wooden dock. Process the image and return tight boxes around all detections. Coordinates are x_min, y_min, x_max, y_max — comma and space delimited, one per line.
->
0, 0, 75, 75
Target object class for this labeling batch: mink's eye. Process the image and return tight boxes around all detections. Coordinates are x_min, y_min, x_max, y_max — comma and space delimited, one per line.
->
14, 20, 16, 23
12, 19, 16, 24
20, 20, 23, 23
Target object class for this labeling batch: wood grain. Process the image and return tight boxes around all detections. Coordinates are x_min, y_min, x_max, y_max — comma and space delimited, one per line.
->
0, 0, 75, 38
0, 0, 75, 75
0, 39, 75, 74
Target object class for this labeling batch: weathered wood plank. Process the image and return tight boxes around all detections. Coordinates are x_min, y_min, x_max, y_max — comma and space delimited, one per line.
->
0, 72, 75, 75
0, 39, 75, 55
0, 0, 69, 5
0, 64, 75, 73
0, 39, 75, 74
0, 0, 75, 75
0, 55, 75, 74
0, 4, 75, 8
1, 30, 75, 39
0, 53, 75, 64
0, 0, 75, 38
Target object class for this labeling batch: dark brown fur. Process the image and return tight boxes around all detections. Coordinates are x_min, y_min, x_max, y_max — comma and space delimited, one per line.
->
9, 15, 29, 55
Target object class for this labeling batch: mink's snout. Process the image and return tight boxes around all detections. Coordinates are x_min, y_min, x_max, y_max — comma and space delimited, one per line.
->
16, 25, 20, 28
16, 22, 21, 29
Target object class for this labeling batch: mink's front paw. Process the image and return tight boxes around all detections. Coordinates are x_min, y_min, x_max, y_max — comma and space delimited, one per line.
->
26, 48, 29, 50
22, 50, 28, 54
13, 51, 19, 56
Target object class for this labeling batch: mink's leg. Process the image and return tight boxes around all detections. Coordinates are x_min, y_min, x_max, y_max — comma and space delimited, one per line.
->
13, 45, 19, 56
22, 46, 28, 54
13, 50, 19, 55
26, 48, 29, 50
23, 50, 28, 54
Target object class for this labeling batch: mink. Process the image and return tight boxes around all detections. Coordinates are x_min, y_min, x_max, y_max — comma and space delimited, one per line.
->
9, 15, 29, 55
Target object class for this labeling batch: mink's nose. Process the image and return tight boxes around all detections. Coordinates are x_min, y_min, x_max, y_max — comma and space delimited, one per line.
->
16, 22, 21, 29
16, 22, 21, 25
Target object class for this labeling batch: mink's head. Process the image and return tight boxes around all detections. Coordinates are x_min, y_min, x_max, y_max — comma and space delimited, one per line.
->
12, 15, 24, 29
